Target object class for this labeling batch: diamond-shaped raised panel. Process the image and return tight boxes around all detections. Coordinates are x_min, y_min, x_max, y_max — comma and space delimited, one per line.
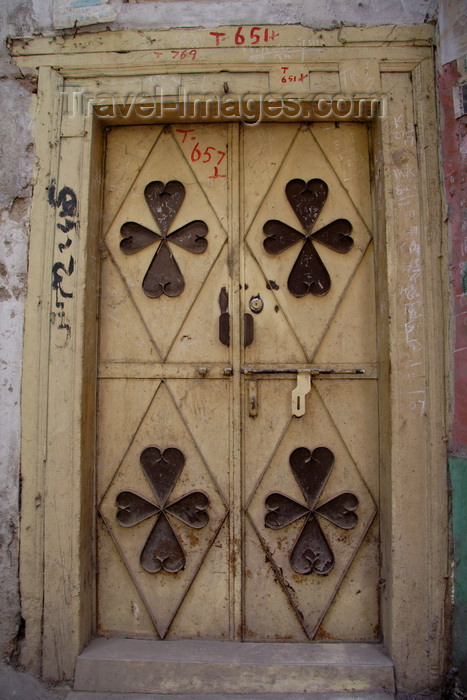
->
99, 381, 228, 638
105, 129, 227, 360
246, 384, 376, 639
245, 128, 371, 361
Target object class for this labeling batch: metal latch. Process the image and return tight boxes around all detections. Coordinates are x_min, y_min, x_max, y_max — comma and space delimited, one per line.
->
291, 372, 311, 417
241, 367, 364, 418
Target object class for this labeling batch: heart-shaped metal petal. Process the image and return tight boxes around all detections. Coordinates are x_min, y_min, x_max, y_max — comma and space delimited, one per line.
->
120, 222, 161, 254
140, 446, 185, 507
264, 493, 310, 529
116, 491, 159, 527
144, 180, 185, 236
169, 220, 208, 253
288, 238, 331, 297
263, 220, 303, 254
286, 178, 328, 233
311, 219, 354, 253
142, 240, 185, 298
289, 446, 334, 510
290, 514, 334, 575
315, 492, 359, 529
166, 491, 210, 529
140, 513, 185, 573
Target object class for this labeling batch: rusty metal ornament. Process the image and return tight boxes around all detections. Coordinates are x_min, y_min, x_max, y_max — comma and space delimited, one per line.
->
139, 446, 184, 506
141, 513, 185, 573
263, 178, 353, 297
120, 181, 208, 298
116, 491, 159, 527
290, 514, 334, 575
143, 240, 184, 298
264, 446, 359, 575
286, 178, 328, 232
116, 446, 210, 574
144, 180, 185, 235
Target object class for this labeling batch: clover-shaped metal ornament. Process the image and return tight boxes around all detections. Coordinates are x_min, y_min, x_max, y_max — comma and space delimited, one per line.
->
265, 446, 358, 575
263, 178, 353, 297
120, 181, 208, 298
116, 446, 210, 573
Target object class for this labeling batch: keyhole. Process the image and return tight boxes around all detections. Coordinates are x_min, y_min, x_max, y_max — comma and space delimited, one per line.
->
249, 295, 264, 314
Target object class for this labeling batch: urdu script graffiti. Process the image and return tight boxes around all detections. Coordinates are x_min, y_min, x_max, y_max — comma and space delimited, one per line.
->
48, 183, 78, 339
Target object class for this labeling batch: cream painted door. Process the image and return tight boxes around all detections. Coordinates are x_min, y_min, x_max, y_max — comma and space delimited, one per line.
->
97, 122, 379, 643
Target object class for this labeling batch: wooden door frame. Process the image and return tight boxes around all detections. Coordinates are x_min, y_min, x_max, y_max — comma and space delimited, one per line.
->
14, 25, 448, 691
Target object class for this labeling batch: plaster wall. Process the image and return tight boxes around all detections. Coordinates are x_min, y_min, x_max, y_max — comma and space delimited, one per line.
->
436, 2, 467, 693
0, 0, 462, 694
0, 76, 34, 661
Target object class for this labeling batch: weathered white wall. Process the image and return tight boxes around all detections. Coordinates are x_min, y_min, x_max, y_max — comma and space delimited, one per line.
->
0, 74, 34, 661
3, 0, 439, 37
0, 0, 440, 665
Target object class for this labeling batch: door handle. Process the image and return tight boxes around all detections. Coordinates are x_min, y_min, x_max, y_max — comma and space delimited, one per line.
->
243, 313, 254, 347
218, 291, 255, 348
218, 287, 230, 346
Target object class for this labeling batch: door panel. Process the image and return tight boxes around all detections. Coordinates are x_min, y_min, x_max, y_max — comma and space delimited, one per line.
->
243, 124, 372, 361
97, 121, 379, 642
244, 382, 378, 641
241, 123, 378, 641
98, 123, 232, 640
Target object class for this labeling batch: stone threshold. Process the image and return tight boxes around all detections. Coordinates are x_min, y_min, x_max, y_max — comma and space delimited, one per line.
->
67, 693, 394, 699
73, 638, 395, 696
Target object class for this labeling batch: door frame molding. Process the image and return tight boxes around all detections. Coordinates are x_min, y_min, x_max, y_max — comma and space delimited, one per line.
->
13, 25, 448, 690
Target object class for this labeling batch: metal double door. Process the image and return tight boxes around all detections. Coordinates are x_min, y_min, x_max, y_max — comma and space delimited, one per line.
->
97, 121, 379, 642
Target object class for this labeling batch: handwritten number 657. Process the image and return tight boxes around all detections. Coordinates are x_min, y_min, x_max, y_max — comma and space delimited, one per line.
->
191, 143, 226, 165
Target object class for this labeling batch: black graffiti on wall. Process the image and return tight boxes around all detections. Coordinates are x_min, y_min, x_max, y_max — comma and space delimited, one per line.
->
48, 183, 78, 337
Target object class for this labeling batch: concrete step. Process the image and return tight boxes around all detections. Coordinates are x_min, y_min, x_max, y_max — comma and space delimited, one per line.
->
73, 638, 395, 696
67, 693, 394, 699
